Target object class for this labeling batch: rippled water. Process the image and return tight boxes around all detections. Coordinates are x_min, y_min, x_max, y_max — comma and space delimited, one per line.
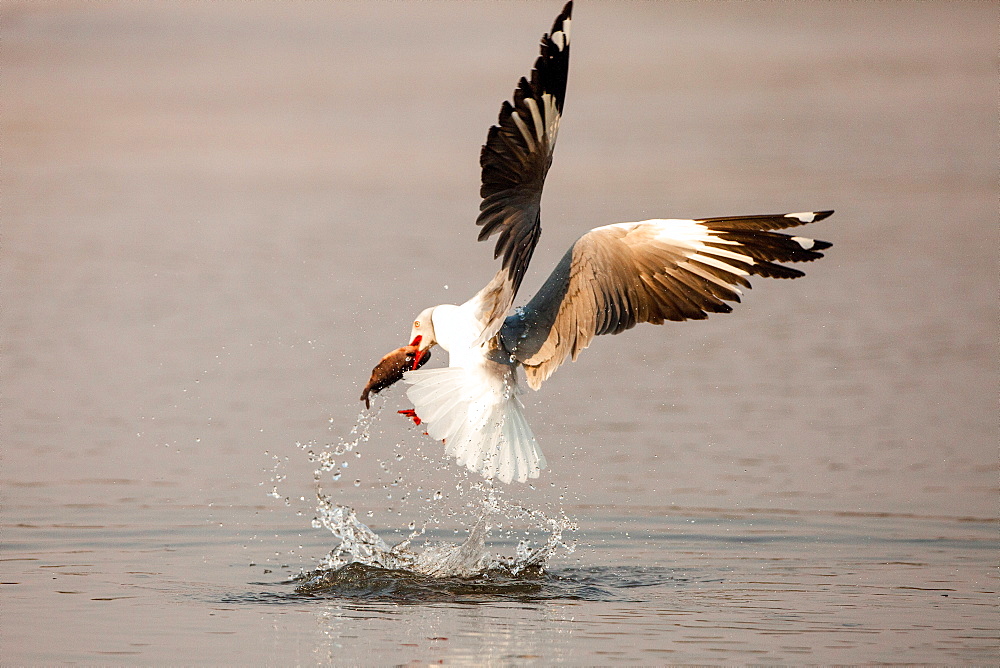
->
3, 1, 997, 664
6, 502, 996, 663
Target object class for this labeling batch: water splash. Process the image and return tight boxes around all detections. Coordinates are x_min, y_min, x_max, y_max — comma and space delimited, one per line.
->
305, 486, 576, 581
287, 403, 576, 595
301, 409, 379, 481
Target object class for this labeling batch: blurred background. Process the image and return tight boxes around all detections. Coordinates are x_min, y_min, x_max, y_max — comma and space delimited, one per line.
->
4, 1, 994, 516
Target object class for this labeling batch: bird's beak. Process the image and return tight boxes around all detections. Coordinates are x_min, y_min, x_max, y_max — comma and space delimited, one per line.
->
410, 335, 427, 370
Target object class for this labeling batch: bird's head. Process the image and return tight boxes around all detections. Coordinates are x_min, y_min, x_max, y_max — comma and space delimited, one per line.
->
408, 306, 437, 369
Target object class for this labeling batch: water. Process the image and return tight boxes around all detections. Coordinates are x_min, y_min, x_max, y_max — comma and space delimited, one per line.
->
5, 502, 995, 663
3, 1, 997, 664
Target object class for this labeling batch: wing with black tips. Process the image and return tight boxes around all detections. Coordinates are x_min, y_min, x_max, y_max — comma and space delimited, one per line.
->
471, 1, 572, 341
500, 210, 834, 389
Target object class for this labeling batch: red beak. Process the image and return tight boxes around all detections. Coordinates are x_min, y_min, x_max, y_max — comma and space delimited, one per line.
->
410, 335, 426, 370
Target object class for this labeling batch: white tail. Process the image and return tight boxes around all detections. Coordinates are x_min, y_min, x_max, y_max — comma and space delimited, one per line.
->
402, 366, 546, 484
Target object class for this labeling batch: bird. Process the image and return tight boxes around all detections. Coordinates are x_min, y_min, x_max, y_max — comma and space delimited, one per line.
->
362, 0, 832, 485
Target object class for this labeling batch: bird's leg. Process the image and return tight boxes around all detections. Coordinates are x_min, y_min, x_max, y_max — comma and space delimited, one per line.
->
397, 409, 422, 426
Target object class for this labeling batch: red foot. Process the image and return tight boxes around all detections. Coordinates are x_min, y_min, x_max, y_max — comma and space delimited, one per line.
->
398, 409, 422, 426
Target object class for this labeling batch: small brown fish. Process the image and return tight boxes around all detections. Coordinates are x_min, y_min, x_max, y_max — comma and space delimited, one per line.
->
360, 344, 431, 409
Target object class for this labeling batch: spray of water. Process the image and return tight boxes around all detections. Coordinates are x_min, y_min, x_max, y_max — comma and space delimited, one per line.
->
294, 403, 577, 583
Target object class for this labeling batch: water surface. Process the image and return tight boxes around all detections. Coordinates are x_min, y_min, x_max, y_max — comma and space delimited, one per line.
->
3, 1, 997, 664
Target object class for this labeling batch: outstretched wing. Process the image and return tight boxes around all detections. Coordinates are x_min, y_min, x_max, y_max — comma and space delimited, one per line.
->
470, 1, 572, 342
499, 210, 834, 389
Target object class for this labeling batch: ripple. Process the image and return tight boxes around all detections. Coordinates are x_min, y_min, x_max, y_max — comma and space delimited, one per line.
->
228, 563, 693, 605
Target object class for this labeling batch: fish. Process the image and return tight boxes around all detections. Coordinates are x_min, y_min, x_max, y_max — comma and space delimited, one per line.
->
360, 344, 431, 409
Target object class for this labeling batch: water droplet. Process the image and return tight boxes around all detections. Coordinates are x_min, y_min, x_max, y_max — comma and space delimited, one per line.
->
433, 490, 443, 500
353, 479, 361, 487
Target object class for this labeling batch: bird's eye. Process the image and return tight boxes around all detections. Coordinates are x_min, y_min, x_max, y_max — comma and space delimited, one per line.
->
414, 321, 420, 329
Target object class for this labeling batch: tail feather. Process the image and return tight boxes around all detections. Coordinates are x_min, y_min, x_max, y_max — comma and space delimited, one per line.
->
402, 366, 545, 484
500, 400, 546, 484
498, 410, 519, 482
471, 419, 502, 479
405, 368, 465, 436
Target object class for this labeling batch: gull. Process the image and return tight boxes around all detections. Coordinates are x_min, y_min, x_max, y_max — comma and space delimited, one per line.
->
362, 1, 832, 484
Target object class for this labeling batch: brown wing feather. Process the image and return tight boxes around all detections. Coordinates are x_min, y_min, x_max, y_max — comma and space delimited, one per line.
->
499, 212, 832, 389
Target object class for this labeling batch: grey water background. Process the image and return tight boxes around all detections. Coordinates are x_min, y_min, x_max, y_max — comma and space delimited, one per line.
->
2, 1, 997, 664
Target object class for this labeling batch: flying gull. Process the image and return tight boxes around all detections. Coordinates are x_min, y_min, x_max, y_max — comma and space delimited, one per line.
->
361, 1, 832, 484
